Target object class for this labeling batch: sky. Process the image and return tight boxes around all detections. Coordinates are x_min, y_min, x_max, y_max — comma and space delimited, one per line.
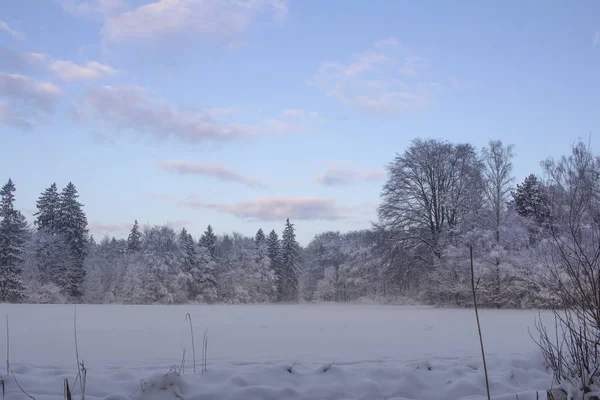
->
0, 0, 599, 245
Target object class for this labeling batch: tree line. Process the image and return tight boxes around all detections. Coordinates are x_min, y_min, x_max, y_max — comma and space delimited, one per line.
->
0, 138, 593, 306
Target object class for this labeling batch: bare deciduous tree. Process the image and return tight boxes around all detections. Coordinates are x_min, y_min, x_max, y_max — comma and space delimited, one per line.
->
378, 138, 483, 258
482, 140, 515, 244
534, 141, 600, 398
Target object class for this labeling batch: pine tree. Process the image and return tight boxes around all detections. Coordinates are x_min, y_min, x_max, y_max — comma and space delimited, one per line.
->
281, 219, 300, 302
513, 174, 550, 223
0, 179, 27, 302
199, 225, 217, 259
267, 229, 283, 300
127, 220, 142, 252
57, 182, 88, 300
34, 183, 60, 232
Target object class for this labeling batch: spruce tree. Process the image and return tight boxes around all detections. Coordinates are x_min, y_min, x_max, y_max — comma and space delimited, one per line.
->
255, 228, 266, 248
199, 225, 217, 259
179, 229, 196, 271
281, 219, 300, 302
0, 179, 27, 302
198, 226, 219, 299
178, 228, 201, 301
267, 229, 283, 300
57, 182, 88, 300
255, 228, 267, 259
34, 183, 60, 232
127, 220, 142, 252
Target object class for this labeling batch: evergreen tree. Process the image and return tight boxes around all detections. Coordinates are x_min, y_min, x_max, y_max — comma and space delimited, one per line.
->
267, 229, 283, 300
255, 228, 267, 260
0, 179, 27, 302
255, 228, 266, 248
127, 220, 142, 252
199, 225, 217, 258
33, 183, 65, 288
281, 219, 301, 302
34, 183, 60, 232
178, 228, 199, 301
513, 174, 550, 223
179, 229, 196, 270
57, 182, 88, 300
197, 245, 218, 302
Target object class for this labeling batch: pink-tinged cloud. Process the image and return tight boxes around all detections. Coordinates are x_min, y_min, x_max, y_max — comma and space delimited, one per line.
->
309, 37, 436, 114
50, 60, 117, 81
79, 85, 301, 143
316, 166, 385, 186
88, 219, 191, 236
0, 73, 61, 112
158, 160, 264, 188
184, 197, 346, 221
0, 73, 61, 130
88, 221, 133, 234
101, 0, 287, 42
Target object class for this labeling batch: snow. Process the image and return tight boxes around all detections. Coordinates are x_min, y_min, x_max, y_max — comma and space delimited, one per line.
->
0, 304, 554, 399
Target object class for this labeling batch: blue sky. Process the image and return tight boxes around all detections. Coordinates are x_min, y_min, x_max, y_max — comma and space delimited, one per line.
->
0, 0, 599, 244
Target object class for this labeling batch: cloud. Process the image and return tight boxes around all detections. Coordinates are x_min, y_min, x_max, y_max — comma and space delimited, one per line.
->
58, 0, 127, 17
0, 20, 25, 40
79, 85, 301, 143
0, 74, 61, 130
0, 101, 34, 131
595, 31, 600, 46
158, 160, 264, 188
100, 0, 287, 43
309, 37, 436, 113
0, 47, 116, 82
316, 166, 385, 186
0, 47, 47, 74
282, 109, 320, 119
398, 55, 427, 76
50, 60, 117, 81
184, 196, 346, 221
88, 221, 133, 235
88, 219, 190, 237
283, 109, 305, 117
0, 73, 61, 112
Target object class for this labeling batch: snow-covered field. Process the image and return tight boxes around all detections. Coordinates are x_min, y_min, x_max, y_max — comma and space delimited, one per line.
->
0, 304, 554, 400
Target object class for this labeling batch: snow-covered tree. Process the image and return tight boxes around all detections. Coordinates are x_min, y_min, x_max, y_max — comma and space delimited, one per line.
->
199, 225, 217, 259
84, 236, 127, 303
34, 183, 60, 232
178, 228, 211, 302
127, 220, 142, 252
0, 179, 27, 302
281, 219, 300, 302
138, 225, 183, 304
56, 182, 88, 300
196, 245, 218, 302
255, 228, 266, 247
267, 229, 282, 299
378, 139, 483, 259
482, 140, 515, 244
513, 174, 550, 224
480, 140, 516, 305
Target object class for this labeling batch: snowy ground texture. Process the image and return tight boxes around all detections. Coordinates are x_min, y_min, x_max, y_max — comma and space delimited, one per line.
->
0, 304, 555, 400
